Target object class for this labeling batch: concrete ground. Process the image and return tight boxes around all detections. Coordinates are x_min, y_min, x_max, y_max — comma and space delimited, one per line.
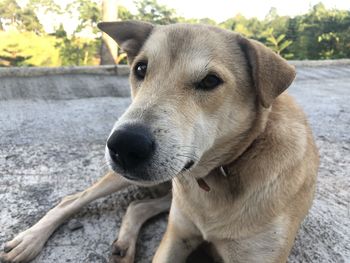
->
0, 64, 349, 263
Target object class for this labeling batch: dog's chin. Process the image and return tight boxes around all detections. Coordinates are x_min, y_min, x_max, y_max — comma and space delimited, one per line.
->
108, 159, 196, 186
108, 163, 171, 186
122, 176, 170, 187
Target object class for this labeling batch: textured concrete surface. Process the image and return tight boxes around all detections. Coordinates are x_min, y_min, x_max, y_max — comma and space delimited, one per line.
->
0, 65, 130, 78
0, 64, 350, 263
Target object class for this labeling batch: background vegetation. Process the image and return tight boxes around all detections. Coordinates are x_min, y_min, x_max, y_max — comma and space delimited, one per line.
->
0, 0, 349, 66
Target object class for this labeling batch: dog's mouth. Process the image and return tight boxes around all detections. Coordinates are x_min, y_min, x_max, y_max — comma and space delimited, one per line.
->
180, 159, 211, 192
181, 160, 195, 172
106, 137, 198, 185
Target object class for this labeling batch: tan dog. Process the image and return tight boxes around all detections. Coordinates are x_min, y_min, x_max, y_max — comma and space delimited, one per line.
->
1, 21, 319, 263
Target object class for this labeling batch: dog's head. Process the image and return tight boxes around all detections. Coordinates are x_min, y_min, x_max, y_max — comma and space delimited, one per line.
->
98, 21, 295, 185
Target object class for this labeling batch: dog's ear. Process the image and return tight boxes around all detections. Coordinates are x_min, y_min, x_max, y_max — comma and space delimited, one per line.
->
238, 36, 296, 108
98, 20, 153, 61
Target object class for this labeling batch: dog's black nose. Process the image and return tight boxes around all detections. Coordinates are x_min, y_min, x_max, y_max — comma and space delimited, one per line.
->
107, 124, 155, 170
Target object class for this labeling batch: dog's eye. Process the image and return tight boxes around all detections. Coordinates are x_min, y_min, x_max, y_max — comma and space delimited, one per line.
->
134, 62, 147, 79
196, 74, 222, 90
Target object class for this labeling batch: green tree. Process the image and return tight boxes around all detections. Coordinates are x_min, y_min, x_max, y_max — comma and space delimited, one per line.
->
0, 0, 44, 33
264, 8, 289, 37
0, 0, 22, 29
0, 44, 33, 66
220, 3, 350, 60
198, 18, 216, 26
54, 23, 99, 66
51, 0, 101, 65
18, 7, 44, 34
27, 0, 62, 14
66, 0, 101, 34
134, 0, 178, 24
220, 14, 264, 38
264, 28, 293, 58
118, 5, 135, 20
285, 3, 350, 59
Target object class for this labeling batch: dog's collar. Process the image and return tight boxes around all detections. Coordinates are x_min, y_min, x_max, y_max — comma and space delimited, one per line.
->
195, 118, 262, 192
219, 166, 229, 177
196, 165, 229, 192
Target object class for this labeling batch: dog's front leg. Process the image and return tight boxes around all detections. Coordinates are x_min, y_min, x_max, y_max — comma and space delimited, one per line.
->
153, 204, 202, 263
110, 192, 171, 263
0, 171, 129, 263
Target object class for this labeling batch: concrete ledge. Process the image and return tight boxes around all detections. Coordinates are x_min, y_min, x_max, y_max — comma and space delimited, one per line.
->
0, 65, 130, 78
0, 60, 349, 79
0, 66, 131, 100
289, 59, 350, 67
0, 60, 349, 101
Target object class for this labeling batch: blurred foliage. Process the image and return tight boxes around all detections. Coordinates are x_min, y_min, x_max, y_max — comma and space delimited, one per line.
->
0, 31, 60, 66
65, 0, 101, 34
263, 28, 293, 58
0, 44, 33, 66
218, 4, 350, 59
134, 0, 178, 24
0, 0, 44, 34
53, 24, 100, 65
113, 1, 350, 61
0, 0, 101, 66
26, 0, 62, 14
283, 3, 350, 59
55, 0, 101, 65
117, 5, 135, 21
0, 0, 349, 66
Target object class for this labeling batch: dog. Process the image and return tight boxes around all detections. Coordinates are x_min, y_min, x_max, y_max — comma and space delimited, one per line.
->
0, 21, 319, 263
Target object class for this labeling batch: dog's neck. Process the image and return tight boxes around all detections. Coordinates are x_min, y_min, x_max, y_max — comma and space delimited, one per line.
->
196, 105, 270, 192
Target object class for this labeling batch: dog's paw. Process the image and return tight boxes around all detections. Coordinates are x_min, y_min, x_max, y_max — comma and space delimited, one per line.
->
109, 240, 135, 263
0, 230, 46, 263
